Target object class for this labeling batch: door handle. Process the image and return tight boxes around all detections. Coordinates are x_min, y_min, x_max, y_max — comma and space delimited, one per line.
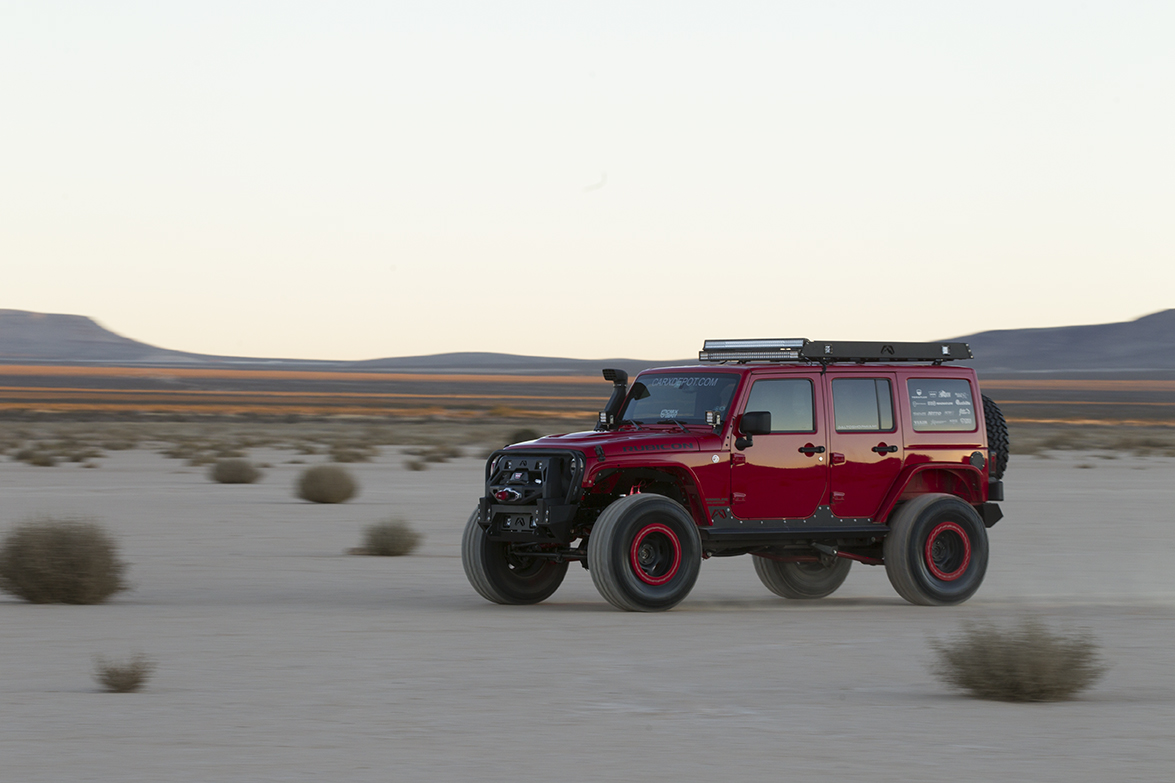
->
798, 445, 825, 455
872, 444, 899, 454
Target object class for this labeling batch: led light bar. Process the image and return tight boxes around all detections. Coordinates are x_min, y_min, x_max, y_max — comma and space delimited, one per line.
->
699, 349, 802, 362
702, 339, 807, 351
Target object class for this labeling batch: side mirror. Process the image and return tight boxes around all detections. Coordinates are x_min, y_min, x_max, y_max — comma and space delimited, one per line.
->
739, 411, 771, 436
735, 411, 771, 451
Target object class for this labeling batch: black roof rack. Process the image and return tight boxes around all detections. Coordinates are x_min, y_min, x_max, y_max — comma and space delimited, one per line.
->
698, 338, 971, 364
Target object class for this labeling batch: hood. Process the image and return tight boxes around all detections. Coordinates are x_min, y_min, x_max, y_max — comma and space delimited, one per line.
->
508, 429, 705, 459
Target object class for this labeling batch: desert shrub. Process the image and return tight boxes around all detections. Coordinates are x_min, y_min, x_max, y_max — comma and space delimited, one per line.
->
508, 428, 541, 444
404, 458, 427, 471
297, 464, 358, 503
405, 444, 461, 465
361, 518, 422, 556
94, 653, 154, 693
330, 443, 379, 463
101, 439, 138, 451
210, 458, 262, 484
14, 447, 56, 466
425, 444, 462, 462
0, 518, 129, 604
930, 618, 1106, 702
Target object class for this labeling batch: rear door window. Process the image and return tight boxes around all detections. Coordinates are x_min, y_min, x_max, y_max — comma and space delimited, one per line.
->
831, 378, 895, 432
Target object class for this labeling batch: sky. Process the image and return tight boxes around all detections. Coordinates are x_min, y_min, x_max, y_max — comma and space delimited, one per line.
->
2, 1, 1173, 361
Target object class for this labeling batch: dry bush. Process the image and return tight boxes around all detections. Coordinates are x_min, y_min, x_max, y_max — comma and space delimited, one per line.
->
425, 444, 462, 462
210, 458, 262, 484
0, 518, 129, 604
508, 428, 541, 444
930, 618, 1106, 702
330, 443, 379, 463
360, 518, 422, 556
13, 447, 57, 466
94, 653, 155, 693
404, 458, 427, 471
297, 464, 358, 503
101, 439, 138, 451
404, 444, 462, 465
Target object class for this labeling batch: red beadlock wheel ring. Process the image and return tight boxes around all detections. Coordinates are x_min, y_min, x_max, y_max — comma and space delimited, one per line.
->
924, 521, 972, 581
630, 523, 682, 586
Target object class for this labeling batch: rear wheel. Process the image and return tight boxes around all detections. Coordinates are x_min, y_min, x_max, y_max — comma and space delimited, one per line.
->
883, 494, 988, 606
753, 555, 851, 599
587, 494, 702, 612
461, 510, 568, 605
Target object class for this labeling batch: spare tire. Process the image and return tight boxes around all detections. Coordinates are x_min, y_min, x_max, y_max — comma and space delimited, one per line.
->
982, 395, 1009, 480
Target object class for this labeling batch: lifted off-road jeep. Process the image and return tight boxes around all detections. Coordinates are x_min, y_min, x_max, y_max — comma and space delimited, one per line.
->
462, 338, 1008, 612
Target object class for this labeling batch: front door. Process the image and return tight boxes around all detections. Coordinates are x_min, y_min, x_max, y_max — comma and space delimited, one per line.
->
824, 374, 904, 519
730, 375, 829, 519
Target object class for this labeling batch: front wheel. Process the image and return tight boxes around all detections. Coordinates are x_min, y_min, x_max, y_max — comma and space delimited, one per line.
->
753, 555, 851, 599
461, 510, 568, 605
883, 494, 988, 606
587, 494, 702, 612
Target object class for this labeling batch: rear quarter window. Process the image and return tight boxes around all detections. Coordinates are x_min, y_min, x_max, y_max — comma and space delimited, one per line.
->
907, 379, 977, 432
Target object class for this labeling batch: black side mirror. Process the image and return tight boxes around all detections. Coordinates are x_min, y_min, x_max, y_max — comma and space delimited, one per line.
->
735, 411, 771, 450
739, 411, 771, 436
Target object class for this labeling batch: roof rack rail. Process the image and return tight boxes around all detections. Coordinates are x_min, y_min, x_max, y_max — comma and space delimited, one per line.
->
698, 339, 972, 364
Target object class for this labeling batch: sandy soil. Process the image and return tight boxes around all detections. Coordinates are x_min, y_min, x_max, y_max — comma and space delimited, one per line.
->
1, 447, 1173, 782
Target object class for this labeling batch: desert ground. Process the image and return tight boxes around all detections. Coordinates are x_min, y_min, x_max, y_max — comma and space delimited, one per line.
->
2, 435, 1173, 782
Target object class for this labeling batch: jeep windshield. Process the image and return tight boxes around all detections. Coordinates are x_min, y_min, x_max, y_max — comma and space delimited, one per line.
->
619, 372, 740, 426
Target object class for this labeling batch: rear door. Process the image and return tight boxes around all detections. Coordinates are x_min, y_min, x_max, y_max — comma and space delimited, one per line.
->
731, 373, 829, 519
825, 373, 903, 519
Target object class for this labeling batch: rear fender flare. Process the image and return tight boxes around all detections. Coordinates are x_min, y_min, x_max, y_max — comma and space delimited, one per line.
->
877, 464, 984, 524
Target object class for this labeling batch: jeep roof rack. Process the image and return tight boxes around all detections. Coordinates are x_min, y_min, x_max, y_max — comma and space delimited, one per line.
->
698, 338, 972, 364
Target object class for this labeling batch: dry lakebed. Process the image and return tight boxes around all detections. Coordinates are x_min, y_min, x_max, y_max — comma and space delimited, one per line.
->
2, 444, 1173, 782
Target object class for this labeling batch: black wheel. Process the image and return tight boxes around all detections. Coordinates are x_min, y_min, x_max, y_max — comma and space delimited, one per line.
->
883, 494, 988, 606
587, 494, 702, 612
753, 555, 851, 599
461, 510, 568, 605
983, 395, 1009, 480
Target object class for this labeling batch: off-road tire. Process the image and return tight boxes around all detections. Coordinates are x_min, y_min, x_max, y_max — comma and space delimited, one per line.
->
753, 555, 852, 599
587, 494, 702, 612
884, 493, 988, 606
982, 395, 1009, 480
461, 510, 568, 605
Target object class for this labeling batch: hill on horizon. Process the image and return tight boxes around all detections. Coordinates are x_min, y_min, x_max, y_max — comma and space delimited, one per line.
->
2, 307, 1174, 375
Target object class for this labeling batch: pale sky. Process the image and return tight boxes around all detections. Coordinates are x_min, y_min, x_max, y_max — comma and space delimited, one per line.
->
2, 1, 1173, 361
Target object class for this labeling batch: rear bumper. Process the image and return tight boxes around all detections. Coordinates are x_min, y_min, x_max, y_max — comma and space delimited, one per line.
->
978, 502, 1003, 528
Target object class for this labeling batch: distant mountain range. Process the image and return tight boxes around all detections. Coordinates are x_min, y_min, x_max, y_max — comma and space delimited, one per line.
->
2, 308, 1173, 376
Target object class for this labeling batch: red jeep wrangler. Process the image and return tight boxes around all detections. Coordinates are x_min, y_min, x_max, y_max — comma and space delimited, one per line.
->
462, 339, 1008, 612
